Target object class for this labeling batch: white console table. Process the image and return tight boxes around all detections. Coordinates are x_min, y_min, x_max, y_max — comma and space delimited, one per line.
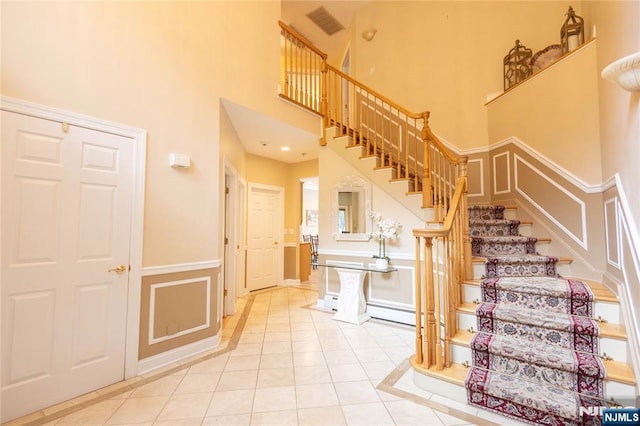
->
318, 263, 397, 325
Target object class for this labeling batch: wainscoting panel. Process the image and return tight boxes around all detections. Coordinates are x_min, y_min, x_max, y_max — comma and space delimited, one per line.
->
492, 151, 511, 195
467, 158, 484, 197
139, 267, 219, 360
604, 197, 621, 269
515, 154, 587, 249
367, 264, 414, 310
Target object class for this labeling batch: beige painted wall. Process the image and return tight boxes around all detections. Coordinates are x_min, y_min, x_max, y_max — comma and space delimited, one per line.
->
583, 1, 640, 234
348, 1, 578, 150
486, 41, 602, 185
1, 1, 319, 267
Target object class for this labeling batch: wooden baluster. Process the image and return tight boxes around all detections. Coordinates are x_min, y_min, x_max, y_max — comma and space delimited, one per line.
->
414, 236, 423, 365
424, 236, 435, 369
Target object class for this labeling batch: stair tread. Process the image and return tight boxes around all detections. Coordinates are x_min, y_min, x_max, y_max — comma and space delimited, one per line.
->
462, 277, 617, 302
458, 302, 627, 338
451, 330, 635, 385
411, 357, 468, 386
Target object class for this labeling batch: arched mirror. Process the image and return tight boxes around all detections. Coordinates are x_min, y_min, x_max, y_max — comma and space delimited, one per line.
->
332, 175, 372, 241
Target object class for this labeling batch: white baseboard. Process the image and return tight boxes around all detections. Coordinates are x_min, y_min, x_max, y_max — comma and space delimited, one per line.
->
316, 297, 415, 326
137, 333, 221, 376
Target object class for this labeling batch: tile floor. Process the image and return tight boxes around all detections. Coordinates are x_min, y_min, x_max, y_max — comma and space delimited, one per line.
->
8, 276, 517, 426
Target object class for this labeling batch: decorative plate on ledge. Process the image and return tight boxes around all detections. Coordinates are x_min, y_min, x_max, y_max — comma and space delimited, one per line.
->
530, 44, 562, 73
602, 51, 640, 92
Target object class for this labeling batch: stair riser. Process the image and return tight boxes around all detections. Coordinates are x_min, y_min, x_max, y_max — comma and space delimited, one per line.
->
450, 344, 632, 396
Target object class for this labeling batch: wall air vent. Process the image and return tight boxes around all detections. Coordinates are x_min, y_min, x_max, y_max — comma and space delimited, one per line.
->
306, 6, 345, 36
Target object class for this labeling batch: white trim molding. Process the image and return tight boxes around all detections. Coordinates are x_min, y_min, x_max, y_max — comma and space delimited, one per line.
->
142, 260, 220, 276
148, 277, 211, 345
137, 333, 221, 376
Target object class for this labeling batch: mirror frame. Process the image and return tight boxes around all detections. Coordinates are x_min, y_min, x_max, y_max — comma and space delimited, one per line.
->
332, 175, 372, 241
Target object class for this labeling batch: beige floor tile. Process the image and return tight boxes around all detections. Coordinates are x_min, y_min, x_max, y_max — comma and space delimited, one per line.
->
252, 386, 297, 413
154, 418, 204, 426
175, 372, 221, 394
259, 353, 294, 369
340, 402, 395, 425
156, 393, 212, 421
261, 340, 292, 354
224, 355, 261, 371
292, 351, 326, 367
263, 331, 291, 342
230, 342, 263, 357
290, 330, 317, 341
206, 389, 255, 417
295, 383, 339, 409
256, 367, 295, 388
322, 349, 359, 365
327, 363, 368, 382
291, 339, 322, 353
216, 370, 258, 391
384, 399, 445, 425
202, 413, 251, 425
250, 409, 298, 425
187, 355, 229, 374
131, 375, 183, 397
239, 333, 265, 344
360, 361, 397, 381
352, 347, 391, 363
334, 381, 380, 405
56, 399, 124, 425
105, 395, 169, 424
297, 405, 347, 426
290, 322, 316, 332
294, 365, 332, 385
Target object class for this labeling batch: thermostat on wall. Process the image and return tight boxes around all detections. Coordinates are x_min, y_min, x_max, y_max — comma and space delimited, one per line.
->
169, 153, 191, 168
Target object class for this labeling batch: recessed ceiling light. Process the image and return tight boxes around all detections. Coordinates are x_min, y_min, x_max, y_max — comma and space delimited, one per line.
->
281, 146, 291, 151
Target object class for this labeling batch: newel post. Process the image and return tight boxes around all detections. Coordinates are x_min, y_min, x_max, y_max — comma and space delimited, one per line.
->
414, 235, 423, 365
423, 235, 436, 369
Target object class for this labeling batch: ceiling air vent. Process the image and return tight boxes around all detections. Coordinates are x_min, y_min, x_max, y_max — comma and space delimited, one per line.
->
306, 6, 345, 36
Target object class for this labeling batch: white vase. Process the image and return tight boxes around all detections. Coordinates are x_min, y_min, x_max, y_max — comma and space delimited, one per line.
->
375, 258, 389, 270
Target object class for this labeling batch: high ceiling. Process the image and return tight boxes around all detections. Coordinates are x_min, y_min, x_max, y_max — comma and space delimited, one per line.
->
222, 1, 367, 164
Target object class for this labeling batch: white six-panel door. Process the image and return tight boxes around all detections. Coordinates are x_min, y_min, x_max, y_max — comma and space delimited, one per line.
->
1, 111, 134, 421
246, 184, 283, 291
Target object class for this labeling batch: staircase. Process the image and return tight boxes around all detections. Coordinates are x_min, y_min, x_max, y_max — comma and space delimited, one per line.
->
457, 206, 635, 425
277, 20, 637, 425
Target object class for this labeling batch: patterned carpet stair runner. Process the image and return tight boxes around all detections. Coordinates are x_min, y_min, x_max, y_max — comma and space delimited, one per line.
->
464, 205, 608, 425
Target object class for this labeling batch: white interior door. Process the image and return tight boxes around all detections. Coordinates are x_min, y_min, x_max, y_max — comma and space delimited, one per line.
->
247, 184, 283, 291
1, 111, 134, 421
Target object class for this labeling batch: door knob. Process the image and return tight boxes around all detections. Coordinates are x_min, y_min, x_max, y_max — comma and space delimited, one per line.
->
108, 264, 127, 274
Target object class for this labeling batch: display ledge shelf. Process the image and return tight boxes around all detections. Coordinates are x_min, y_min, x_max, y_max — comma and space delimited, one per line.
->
602, 51, 640, 92
486, 38, 596, 105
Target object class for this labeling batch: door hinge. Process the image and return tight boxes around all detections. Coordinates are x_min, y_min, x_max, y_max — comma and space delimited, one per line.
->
224, 237, 229, 245
225, 186, 229, 194
224, 289, 228, 296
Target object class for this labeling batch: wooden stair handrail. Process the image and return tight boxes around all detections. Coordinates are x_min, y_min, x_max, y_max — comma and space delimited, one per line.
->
278, 21, 464, 167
